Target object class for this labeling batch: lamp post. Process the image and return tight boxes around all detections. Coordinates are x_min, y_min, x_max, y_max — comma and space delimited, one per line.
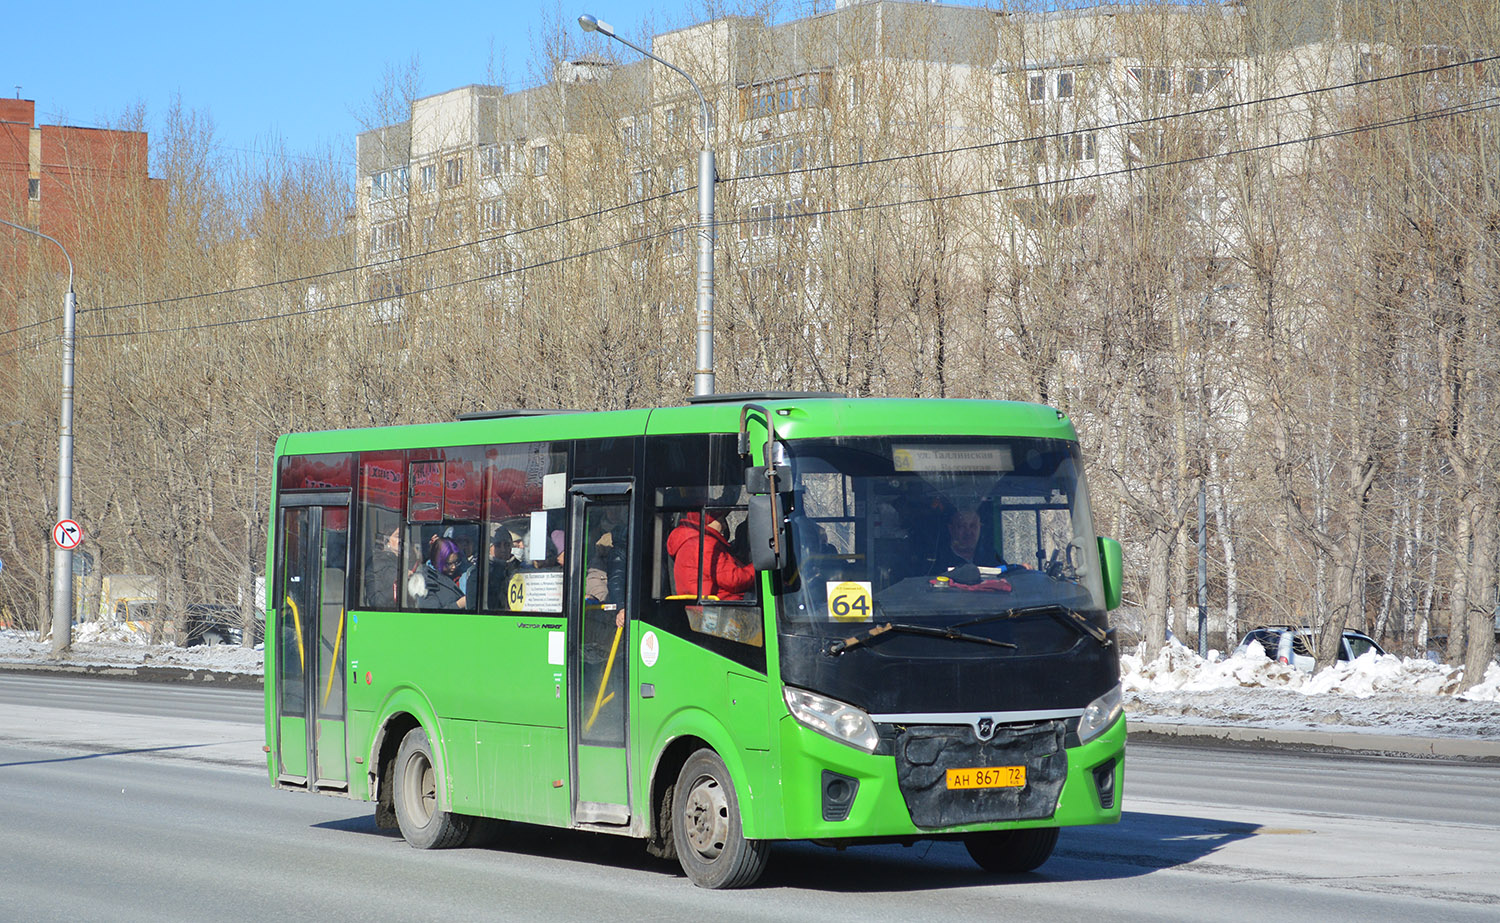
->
0, 216, 77, 656
579, 12, 716, 397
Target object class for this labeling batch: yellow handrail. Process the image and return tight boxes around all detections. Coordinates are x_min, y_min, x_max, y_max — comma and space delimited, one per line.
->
285, 595, 305, 669
585, 623, 624, 733
322, 608, 345, 709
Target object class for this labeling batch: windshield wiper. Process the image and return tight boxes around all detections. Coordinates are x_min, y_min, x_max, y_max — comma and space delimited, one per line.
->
947, 605, 1112, 648
826, 622, 1019, 656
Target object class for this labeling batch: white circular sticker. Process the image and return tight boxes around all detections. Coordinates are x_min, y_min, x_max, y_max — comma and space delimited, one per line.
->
640, 630, 660, 668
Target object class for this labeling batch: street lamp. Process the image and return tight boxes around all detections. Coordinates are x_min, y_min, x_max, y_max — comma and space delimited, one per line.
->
0, 216, 78, 656
579, 12, 717, 397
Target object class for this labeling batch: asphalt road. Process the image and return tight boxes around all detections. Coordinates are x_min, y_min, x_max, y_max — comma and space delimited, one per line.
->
1, 674, 1497, 922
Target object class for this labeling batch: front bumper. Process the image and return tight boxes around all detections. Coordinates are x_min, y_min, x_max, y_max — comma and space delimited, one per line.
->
771, 710, 1126, 841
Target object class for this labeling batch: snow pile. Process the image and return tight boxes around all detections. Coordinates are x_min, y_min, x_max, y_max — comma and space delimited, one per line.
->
73, 621, 153, 645
1459, 662, 1500, 703
1122, 640, 1500, 738
0, 627, 263, 675
1122, 642, 1306, 693
1302, 651, 1464, 697
0, 630, 50, 662
1122, 638, 1498, 703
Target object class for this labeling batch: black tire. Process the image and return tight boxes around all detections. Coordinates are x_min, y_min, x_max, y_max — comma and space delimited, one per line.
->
393, 727, 472, 849
964, 827, 1060, 874
671, 749, 769, 889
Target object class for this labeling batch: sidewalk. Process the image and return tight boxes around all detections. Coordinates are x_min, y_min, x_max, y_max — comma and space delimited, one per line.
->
1127, 717, 1500, 761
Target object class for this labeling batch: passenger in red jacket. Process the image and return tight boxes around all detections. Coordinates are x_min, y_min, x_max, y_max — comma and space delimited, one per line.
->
666, 510, 757, 600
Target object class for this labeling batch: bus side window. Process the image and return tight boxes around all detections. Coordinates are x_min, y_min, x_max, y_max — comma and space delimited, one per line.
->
394, 448, 487, 611
356, 450, 406, 610
479, 441, 568, 613
643, 434, 766, 671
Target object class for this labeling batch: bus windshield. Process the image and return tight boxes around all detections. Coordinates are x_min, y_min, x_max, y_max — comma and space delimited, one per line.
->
776, 435, 1115, 715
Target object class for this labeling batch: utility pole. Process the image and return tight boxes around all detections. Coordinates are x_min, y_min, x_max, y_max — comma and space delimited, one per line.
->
1, 217, 78, 656
579, 12, 717, 397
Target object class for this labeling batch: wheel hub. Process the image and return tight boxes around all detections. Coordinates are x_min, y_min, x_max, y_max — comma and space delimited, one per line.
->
682, 775, 729, 860
403, 753, 436, 825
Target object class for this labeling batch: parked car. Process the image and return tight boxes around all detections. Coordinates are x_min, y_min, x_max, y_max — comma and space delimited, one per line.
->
1235, 626, 1385, 672
183, 604, 264, 647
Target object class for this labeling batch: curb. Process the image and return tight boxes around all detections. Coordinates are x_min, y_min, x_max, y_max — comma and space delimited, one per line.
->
1129, 720, 1500, 762
0, 659, 263, 688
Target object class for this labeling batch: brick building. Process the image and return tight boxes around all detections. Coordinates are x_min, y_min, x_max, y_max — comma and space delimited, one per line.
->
0, 98, 164, 372
0, 98, 163, 260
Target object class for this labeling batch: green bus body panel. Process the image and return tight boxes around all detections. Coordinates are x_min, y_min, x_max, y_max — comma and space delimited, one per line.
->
264, 602, 280, 780
277, 409, 653, 457
633, 627, 774, 840
478, 722, 570, 824
318, 718, 348, 784
577, 745, 628, 806
347, 609, 570, 822
645, 397, 1077, 442
349, 611, 565, 729
444, 719, 480, 811
271, 398, 1075, 459
279, 716, 308, 777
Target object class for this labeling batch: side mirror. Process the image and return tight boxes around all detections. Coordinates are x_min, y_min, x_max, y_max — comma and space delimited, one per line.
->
1097, 536, 1122, 611
747, 494, 785, 571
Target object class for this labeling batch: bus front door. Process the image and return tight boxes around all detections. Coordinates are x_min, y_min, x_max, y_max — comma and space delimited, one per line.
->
569, 485, 632, 826
273, 497, 350, 791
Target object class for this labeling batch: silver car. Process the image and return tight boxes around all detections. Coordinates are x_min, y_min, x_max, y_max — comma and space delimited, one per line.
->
1235, 626, 1385, 672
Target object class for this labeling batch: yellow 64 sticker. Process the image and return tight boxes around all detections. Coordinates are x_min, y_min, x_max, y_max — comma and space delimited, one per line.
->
827, 581, 873, 622
508, 573, 527, 611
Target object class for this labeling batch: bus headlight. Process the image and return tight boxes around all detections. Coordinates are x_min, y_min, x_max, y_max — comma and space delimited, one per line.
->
1077, 684, 1123, 744
784, 687, 880, 753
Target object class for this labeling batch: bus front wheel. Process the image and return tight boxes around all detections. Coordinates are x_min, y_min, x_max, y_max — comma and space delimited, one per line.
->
964, 827, 1059, 874
393, 727, 472, 849
672, 749, 769, 889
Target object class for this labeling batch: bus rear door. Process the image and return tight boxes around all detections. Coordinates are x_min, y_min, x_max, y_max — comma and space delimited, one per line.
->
273, 494, 350, 791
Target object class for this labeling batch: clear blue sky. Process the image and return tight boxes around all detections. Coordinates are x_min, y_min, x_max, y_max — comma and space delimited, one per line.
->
7, 0, 701, 171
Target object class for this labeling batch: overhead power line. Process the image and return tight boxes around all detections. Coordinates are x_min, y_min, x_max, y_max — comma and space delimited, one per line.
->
55, 91, 1497, 345
724, 52, 1500, 184
713, 94, 1500, 236
68, 52, 1498, 327
69, 223, 682, 341
83, 186, 689, 320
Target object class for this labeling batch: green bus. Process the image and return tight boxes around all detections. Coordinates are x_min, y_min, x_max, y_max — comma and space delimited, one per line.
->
265, 393, 1125, 888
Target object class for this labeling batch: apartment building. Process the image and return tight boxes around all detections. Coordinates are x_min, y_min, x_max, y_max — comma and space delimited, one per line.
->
351, 0, 1401, 322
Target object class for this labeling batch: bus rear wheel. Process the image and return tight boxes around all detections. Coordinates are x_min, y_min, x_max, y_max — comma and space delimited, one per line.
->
964, 827, 1059, 874
672, 749, 769, 889
393, 727, 472, 849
